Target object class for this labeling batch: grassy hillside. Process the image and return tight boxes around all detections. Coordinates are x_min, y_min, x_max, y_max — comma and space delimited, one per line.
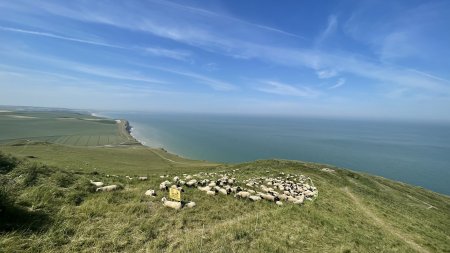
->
0, 110, 449, 252
0, 152, 449, 253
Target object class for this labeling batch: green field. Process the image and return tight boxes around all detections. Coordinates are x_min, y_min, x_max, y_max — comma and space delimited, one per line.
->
0, 110, 136, 146
1, 110, 449, 253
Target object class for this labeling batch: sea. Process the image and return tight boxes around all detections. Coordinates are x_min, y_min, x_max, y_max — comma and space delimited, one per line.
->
101, 112, 450, 195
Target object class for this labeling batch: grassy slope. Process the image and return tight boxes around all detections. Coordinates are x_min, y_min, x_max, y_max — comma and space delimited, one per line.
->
0, 111, 449, 252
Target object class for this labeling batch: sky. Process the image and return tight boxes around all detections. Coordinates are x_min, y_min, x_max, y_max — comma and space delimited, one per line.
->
0, 0, 449, 121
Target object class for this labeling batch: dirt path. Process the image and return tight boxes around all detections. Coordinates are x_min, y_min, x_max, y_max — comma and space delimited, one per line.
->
344, 187, 430, 253
150, 149, 186, 164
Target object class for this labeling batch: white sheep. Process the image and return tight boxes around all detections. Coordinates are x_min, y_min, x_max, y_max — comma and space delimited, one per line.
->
138, 176, 148, 181
206, 190, 216, 196
186, 179, 197, 187
159, 180, 171, 190
185, 201, 196, 208
249, 195, 262, 201
198, 186, 211, 192
90, 180, 104, 187
296, 195, 305, 204
259, 193, 277, 202
161, 197, 182, 210
278, 194, 288, 201
276, 201, 283, 206
96, 185, 119, 192
235, 191, 250, 198
145, 189, 156, 196
218, 188, 228, 195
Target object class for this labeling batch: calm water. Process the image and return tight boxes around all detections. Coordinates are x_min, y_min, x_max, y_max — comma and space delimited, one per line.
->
104, 112, 450, 195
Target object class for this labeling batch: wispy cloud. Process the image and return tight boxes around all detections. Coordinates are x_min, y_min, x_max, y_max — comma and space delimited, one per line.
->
148, 0, 304, 39
316, 15, 338, 45
0, 49, 167, 85
1, 0, 450, 108
136, 63, 237, 91
256, 80, 319, 97
0, 25, 194, 62
0, 25, 124, 49
22, 1, 448, 95
329, 78, 346, 89
144, 47, 191, 61
316, 69, 338, 79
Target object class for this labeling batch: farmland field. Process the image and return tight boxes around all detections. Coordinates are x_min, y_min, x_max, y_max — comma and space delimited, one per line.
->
0, 110, 137, 146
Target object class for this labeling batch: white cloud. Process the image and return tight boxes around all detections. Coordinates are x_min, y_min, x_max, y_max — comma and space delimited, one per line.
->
0, 49, 167, 85
317, 69, 338, 79
329, 78, 346, 89
136, 63, 237, 91
316, 15, 338, 45
256, 80, 319, 97
0, 26, 124, 49
144, 47, 191, 61
2, 1, 450, 96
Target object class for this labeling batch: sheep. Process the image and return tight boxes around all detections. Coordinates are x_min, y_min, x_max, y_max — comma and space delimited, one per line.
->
304, 190, 314, 198
198, 186, 211, 192
160, 180, 171, 191
185, 175, 193, 180
173, 176, 180, 182
90, 180, 104, 187
161, 197, 182, 210
145, 189, 156, 196
259, 193, 279, 202
185, 201, 196, 208
235, 191, 251, 198
186, 179, 197, 187
206, 190, 216, 196
278, 194, 288, 201
218, 188, 228, 195
96, 185, 119, 192
138, 176, 148, 181
276, 201, 283, 206
125, 176, 133, 180
296, 195, 305, 204
249, 195, 262, 201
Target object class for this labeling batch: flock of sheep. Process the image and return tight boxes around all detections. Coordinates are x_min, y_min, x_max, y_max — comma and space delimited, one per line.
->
90, 169, 318, 210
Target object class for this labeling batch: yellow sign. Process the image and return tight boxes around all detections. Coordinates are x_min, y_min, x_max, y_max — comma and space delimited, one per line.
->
169, 188, 181, 201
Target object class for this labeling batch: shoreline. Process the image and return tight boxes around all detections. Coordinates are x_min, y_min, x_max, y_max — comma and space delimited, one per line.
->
89, 111, 450, 195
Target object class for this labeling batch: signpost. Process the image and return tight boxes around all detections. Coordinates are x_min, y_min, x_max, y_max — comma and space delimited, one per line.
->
169, 187, 181, 202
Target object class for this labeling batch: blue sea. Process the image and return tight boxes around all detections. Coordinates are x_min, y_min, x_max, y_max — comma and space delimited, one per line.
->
104, 112, 450, 195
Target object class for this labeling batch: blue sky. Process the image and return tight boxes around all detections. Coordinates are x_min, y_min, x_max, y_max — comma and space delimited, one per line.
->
0, 0, 449, 121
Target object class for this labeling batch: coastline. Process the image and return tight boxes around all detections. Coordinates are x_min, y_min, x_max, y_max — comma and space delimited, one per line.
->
89, 111, 450, 195
118, 119, 142, 146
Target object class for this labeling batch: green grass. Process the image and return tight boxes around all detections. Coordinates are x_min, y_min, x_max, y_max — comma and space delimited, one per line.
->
0, 110, 449, 252
0, 154, 449, 252
0, 111, 135, 146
